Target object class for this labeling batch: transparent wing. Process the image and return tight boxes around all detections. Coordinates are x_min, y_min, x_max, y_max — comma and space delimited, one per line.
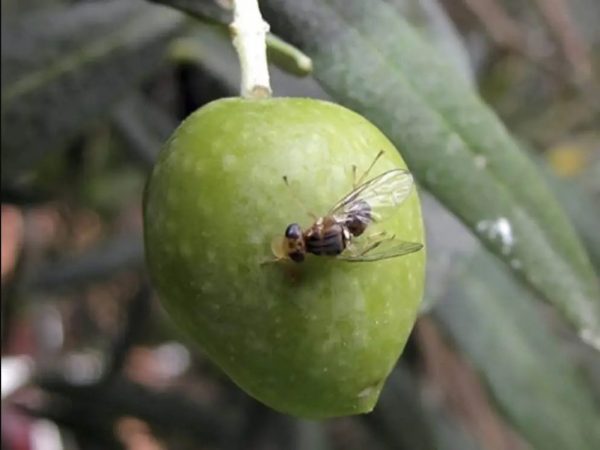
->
329, 169, 414, 224
338, 234, 423, 262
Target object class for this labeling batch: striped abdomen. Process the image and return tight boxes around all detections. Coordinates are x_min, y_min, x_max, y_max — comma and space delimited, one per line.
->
344, 199, 372, 237
305, 222, 347, 256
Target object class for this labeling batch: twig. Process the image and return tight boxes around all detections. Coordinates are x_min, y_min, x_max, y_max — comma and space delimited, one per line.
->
148, 0, 232, 25
415, 317, 528, 450
16, 401, 125, 450
460, 0, 525, 50
458, 0, 564, 82
34, 374, 232, 446
99, 281, 152, 384
229, 0, 272, 97
531, 0, 592, 82
460, 0, 600, 126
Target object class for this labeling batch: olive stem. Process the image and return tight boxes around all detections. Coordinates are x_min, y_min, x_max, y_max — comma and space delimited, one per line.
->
230, 0, 272, 98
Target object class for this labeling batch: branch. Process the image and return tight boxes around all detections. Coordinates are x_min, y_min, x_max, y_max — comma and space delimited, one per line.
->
531, 0, 591, 82
230, 0, 272, 98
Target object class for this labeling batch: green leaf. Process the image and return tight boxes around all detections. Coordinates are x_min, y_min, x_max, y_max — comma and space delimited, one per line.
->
434, 252, 600, 450
266, 33, 313, 77
539, 163, 600, 272
153, 0, 314, 77
112, 95, 177, 169
260, 0, 600, 350
386, 0, 474, 84
168, 25, 322, 97
171, 29, 313, 78
148, 0, 231, 25
1, 0, 183, 181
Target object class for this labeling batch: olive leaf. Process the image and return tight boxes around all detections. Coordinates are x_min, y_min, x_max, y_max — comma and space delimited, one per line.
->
149, 0, 231, 25
169, 25, 323, 100
266, 33, 313, 77
387, 0, 474, 84
434, 252, 600, 450
1, 0, 184, 181
112, 95, 177, 169
538, 161, 600, 272
259, 0, 600, 350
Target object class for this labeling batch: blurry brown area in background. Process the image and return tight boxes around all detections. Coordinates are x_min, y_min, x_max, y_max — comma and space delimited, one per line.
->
453, 0, 592, 82
1, 204, 24, 282
416, 318, 527, 450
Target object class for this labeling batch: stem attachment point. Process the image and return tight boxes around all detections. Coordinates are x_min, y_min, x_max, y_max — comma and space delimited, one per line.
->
230, 0, 272, 98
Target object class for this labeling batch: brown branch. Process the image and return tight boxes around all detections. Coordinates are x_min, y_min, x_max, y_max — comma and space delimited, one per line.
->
460, 0, 526, 50
458, 0, 566, 82
531, 0, 592, 82
33, 374, 232, 447
416, 317, 528, 450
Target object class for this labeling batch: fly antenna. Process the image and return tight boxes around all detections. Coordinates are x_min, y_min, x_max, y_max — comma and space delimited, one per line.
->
354, 150, 384, 187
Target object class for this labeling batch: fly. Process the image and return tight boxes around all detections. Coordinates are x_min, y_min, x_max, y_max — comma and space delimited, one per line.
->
271, 151, 423, 263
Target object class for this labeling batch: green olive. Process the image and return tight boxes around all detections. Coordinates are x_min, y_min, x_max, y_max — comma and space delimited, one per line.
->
143, 97, 425, 418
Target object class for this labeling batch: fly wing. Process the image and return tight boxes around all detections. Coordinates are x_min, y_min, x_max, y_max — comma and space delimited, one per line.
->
329, 169, 414, 224
338, 234, 423, 262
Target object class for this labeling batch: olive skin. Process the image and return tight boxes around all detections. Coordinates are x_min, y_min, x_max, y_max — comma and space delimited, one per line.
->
143, 97, 425, 418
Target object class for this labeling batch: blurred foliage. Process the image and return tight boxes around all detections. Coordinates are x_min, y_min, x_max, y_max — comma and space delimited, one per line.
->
1, 0, 599, 449
436, 252, 600, 449
1, 0, 184, 182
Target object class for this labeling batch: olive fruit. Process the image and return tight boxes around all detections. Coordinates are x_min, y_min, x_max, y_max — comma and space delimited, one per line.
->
143, 97, 425, 418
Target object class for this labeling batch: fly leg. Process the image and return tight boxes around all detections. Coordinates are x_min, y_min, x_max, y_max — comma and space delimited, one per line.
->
259, 257, 280, 265
345, 231, 393, 257
357, 231, 395, 256
259, 235, 292, 265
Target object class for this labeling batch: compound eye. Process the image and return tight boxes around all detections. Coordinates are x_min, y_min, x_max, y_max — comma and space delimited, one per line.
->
284, 223, 302, 240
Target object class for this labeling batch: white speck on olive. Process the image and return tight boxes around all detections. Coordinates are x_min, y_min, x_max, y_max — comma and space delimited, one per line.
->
248, 232, 263, 245
222, 154, 237, 170
357, 386, 376, 398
